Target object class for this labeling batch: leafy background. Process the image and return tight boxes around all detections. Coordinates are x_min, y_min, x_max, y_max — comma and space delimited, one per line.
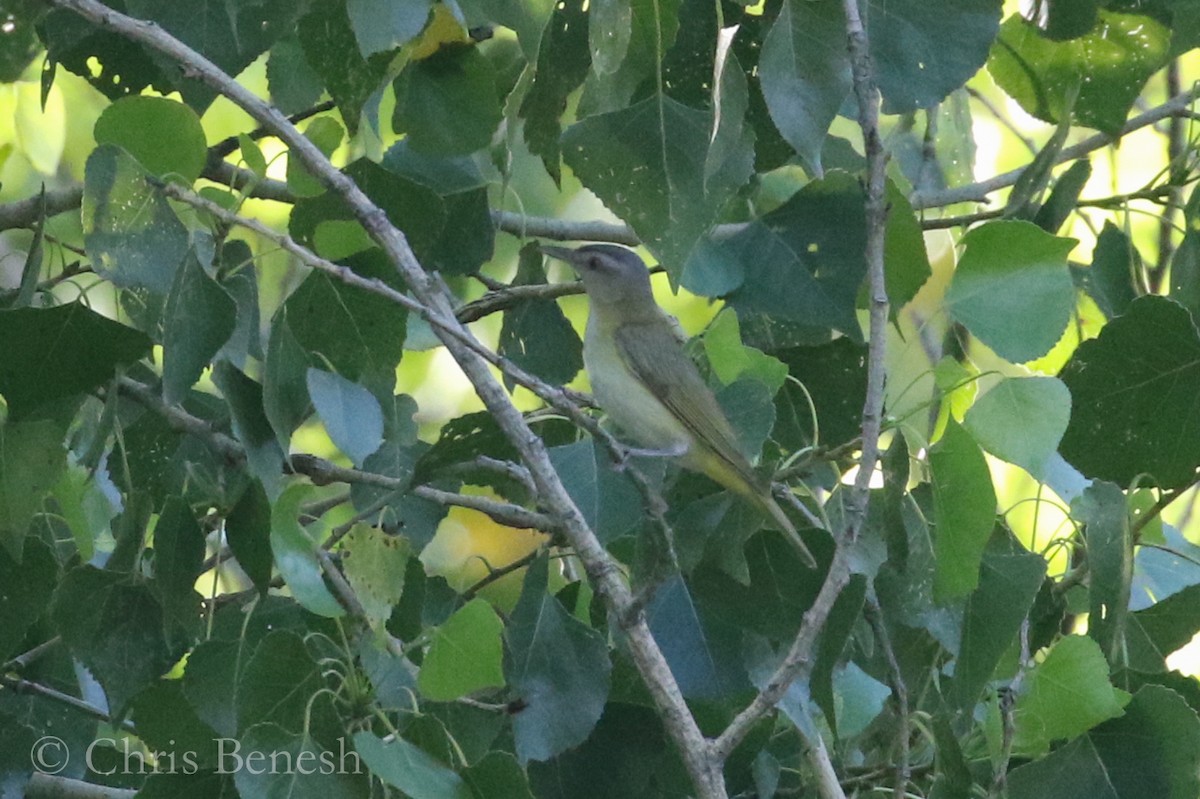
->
1, 0, 1200, 797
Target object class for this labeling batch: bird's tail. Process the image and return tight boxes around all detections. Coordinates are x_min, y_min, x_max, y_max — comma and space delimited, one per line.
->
758, 491, 818, 570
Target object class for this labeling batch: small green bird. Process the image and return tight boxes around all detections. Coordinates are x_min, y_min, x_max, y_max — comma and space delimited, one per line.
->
540, 243, 817, 569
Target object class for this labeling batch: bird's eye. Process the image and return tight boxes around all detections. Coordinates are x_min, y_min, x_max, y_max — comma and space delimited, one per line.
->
588, 257, 601, 271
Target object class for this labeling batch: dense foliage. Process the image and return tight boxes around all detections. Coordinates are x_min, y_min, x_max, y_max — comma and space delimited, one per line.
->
1, 0, 1200, 798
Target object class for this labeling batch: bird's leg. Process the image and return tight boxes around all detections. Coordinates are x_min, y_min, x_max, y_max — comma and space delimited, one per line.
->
612, 441, 688, 473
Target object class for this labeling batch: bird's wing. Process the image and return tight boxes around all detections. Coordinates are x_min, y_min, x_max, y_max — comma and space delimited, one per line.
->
613, 319, 760, 485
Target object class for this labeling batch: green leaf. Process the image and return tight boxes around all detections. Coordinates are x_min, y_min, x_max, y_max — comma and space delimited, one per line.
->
527, 704, 670, 798
379, 141, 495, 274
709, 172, 868, 337
757, 0, 849, 173
212, 362, 286, 499
0, 0, 41, 82
951, 551, 1047, 709
153, 495, 205, 632
235, 724, 367, 798
216, 240, 263, 366
83, 145, 190, 294
353, 731, 470, 799
269, 484, 345, 619
93, 95, 206, 181
703, 309, 787, 393
124, 0, 304, 110
987, 11, 1170, 134
562, 93, 754, 274
418, 598, 505, 701
291, 158, 443, 266
297, 0, 391, 133
810, 574, 868, 736
646, 574, 749, 700
0, 419, 67, 560
0, 302, 150, 420
51, 566, 179, 715
237, 133, 268, 178
497, 247, 583, 387
929, 420, 997, 599
577, 0, 680, 116
1006, 736, 1118, 799
1129, 582, 1200, 668
760, 0, 999, 169
963, 377, 1071, 477
39, 8, 171, 103
1042, 0, 1100, 40
833, 662, 891, 738
946, 220, 1076, 363
286, 116, 345, 199
1087, 221, 1142, 319
505, 554, 611, 763
869, 0, 1002, 113
1033, 159, 1093, 233
1169, 186, 1200, 319
0, 536, 56, 662
716, 378, 776, 462
1059, 296, 1200, 488
268, 35, 326, 116
53, 464, 118, 556
276, 250, 409, 382
1088, 685, 1200, 799
393, 46, 502, 156
225, 481, 274, 594
589, 0, 632, 74
130, 680, 223, 770
1073, 482, 1132, 664
307, 369, 385, 467
341, 524, 409, 628
884, 181, 934, 310
162, 254, 237, 405
455, 0, 555, 61
772, 338, 867, 452
346, 0, 432, 56
236, 630, 324, 733
547, 440, 644, 543
350, 393, 422, 517
1013, 635, 1130, 753
262, 314, 312, 450
519, 0, 590, 183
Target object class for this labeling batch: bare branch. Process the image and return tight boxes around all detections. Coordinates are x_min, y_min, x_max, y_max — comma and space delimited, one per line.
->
717, 0, 893, 783
912, 84, 1200, 209
49, 4, 716, 792
26, 774, 137, 799
0, 185, 83, 231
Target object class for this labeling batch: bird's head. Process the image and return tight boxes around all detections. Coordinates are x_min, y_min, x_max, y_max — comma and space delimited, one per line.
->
539, 243, 654, 306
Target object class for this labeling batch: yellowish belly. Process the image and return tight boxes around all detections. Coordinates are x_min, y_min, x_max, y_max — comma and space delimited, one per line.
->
584, 331, 692, 454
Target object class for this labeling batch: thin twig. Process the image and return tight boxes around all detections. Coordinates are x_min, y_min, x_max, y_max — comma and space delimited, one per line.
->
911, 85, 1200, 209
207, 99, 337, 160
115, 376, 553, 532
864, 597, 910, 795
0, 674, 134, 730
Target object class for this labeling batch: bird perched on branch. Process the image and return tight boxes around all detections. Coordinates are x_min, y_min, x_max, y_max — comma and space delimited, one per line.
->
540, 243, 817, 569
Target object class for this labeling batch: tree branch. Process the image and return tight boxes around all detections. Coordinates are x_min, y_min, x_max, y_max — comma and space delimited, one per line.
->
115, 376, 553, 533
0, 185, 83, 231
26, 774, 136, 799
51, 4, 717, 793
911, 84, 1200, 209
717, 0, 892, 784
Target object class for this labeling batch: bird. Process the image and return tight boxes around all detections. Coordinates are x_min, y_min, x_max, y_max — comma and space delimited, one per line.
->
539, 242, 817, 569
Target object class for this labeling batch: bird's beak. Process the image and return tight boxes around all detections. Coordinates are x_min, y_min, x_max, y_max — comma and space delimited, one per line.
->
537, 244, 583, 271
